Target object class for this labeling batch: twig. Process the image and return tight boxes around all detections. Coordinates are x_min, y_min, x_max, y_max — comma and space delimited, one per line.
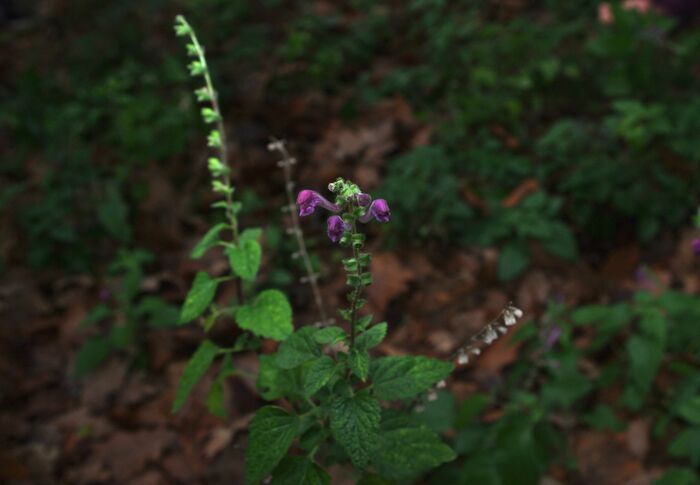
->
268, 138, 331, 327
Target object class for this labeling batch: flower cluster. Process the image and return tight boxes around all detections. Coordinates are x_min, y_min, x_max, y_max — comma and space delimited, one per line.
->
455, 304, 524, 365
296, 182, 391, 243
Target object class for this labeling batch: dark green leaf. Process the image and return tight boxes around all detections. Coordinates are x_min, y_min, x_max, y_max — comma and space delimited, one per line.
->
245, 406, 300, 484
329, 390, 380, 469
371, 426, 456, 480
370, 356, 453, 401
349, 348, 370, 381
275, 327, 321, 369
74, 336, 112, 378
497, 241, 531, 281
172, 340, 219, 413
270, 456, 330, 485
303, 356, 337, 397
356, 322, 387, 350
313, 326, 346, 345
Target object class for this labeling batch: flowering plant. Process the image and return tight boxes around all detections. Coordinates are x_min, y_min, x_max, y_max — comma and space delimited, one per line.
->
171, 16, 524, 483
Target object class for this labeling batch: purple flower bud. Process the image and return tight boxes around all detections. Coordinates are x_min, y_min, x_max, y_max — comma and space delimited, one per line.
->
359, 199, 391, 223
355, 193, 372, 207
297, 190, 340, 217
327, 215, 350, 243
693, 238, 700, 255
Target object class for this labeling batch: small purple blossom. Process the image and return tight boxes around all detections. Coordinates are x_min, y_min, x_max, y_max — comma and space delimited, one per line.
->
355, 193, 371, 207
297, 190, 340, 217
359, 199, 391, 223
693, 238, 700, 255
544, 325, 562, 350
327, 216, 350, 243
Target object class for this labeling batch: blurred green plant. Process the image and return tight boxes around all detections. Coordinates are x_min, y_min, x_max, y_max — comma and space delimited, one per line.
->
74, 249, 179, 377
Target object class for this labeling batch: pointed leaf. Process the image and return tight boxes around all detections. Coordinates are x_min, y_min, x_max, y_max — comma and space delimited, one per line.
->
172, 340, 219, 413
191, 223, 227, 259
356, 322, 387, 350
179, 272, 218, 324
74, 336, 112, 378
313, 326, 346, 345
370, 356, 453, 401
349, 348, 370, 381
303, 356, 337, 397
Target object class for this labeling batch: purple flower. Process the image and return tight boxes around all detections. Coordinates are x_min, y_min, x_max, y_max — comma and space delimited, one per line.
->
355, 193, 372, 207
359, 199, 391, 223
297, 190, 340, 217
693, 238, 700, 255
327, 216, 350, 243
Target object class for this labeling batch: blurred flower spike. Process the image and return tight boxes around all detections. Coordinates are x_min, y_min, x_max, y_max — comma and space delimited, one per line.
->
692, 238, 700, 255
297, 179, 391, 243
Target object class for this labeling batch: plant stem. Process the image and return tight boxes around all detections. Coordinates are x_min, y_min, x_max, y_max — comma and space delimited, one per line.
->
182, 17, 244, 304
347, 217, 363, 350
269, 138, 330, 326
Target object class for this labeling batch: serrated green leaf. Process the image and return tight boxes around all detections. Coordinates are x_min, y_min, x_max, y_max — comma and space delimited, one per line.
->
258, 354, 301, 400
227, 239, 262, 282
313, 326, 346, 345
275, 327, 321, 369
357, 314, 373, 331
245, 406, 300, 484
191, 223, 227, 259
74, 336, 112, 378
349, 348, 370, 380
271, 456, 330, 485
303, 356, 337, 397
172, 340, 219, 413
329, 390, 380, 469
371, 426, 456, 480
237, 290, 293, 341
356, 322, 387, 350
179, 272, 218, 324
370, 356, 453, 401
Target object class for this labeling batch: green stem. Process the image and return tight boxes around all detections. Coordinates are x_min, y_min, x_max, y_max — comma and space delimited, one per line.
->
182, 17, 244, 303
347, 217, 364, 351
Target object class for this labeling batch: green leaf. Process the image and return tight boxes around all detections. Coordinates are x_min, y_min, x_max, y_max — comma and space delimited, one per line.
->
271, 456, 330, 485
137, 296, 180, 328
172, 340, 219, 413
497, 241, 531, 281
179, 272, 218, 324
80, 304, 111, 327
245, 406, 300, 484
237, 290, 293, 341
329, 390, 381, 469
191, 223, 227, 259
313, 326, 346, 345
227, 239, 262, 282
74, 336, 112, 378
303, 356, 337, 397
678, 396, 700, 425
257, 354, 301, 400
653, 467, 700, 485
668, 427, 700, 467
349, 348, 370, 381
356, 322, 387, 350
206, 355, 236, 418
240, 227, 263, 243
370, 356, 453, 401
371, 426, 456, 480
538, 221, 578, 260
275, 327, 321, 369
624, 335, 663, 408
